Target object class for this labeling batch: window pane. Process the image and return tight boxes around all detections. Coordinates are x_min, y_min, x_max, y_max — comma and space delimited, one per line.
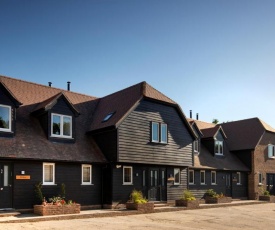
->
63, 116, 71, 136
161, 170, 165, 186
189, 170, 194, 184
211, 172, 216, 184
83, 166, 91, 183
0, 106, 10, 129
161, 124, 167, 143
152, 123, 159, 142
143, 170, 146, 186
124, 167, 132, 183
4, 165, 9, 186
194, 140, 199, 152
174, 168, 180, 184
44, 165, 53, 182
200, 171, 205, 184
52, 115, 61, 135
219, 142, 223, 154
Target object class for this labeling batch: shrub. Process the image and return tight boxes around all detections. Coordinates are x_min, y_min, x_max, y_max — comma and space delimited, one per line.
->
263, 190, 270, 196
181, 190, 196, 201
206, 189, 217, 198
34, 182, 43, 204
130, 190, 148, 204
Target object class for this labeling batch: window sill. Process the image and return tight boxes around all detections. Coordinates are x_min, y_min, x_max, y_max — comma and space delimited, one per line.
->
200, 184, 207, 185
123, 183, 133, 185
50, 135, 74, 139
150, 141, 168, 145
211, 183, 217, 185
42, 183, 57, 186
268, 157, 275, 159
189, 183, 195, 185
237, 183, 242, 186
81, 184, 94, 186
215, 153, 224, 156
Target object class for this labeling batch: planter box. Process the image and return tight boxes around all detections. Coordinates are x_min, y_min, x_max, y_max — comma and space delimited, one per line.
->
125, 202, 154, 213
175, 200, 199, 209
205, 196, 232, 204
34, 204, 81, 216
259, 195, 275, 202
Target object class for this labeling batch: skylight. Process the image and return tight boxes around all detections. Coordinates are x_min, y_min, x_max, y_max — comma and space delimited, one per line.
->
102, 112, 115, 122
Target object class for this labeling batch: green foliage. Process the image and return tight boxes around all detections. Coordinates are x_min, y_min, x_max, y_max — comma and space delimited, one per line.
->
60, 183, 66, 199
130, 189, 148, 204
263, 190, 270, 196
212, 119, 219, 124
181, 190, 196, 201
34, 182, 44, 204
206, 189, 217, 198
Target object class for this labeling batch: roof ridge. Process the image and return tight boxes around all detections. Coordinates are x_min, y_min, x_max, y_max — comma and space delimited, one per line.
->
0, 74, 98, 100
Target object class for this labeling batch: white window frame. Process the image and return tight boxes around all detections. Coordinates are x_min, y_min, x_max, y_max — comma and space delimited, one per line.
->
215, 140, 223, 155
189, 169, 195, 185
151, 122, 159, 143
174, 168, 180, 185
237, 172, 241, 185
123, 166, 133, 185
82, 164, 92, 185
0, 104, 12, 132
160, 123, 168, 143
51, 113, 72, 138
268, 144, 275, 158
200, 170, 206, 185
43, 163, 55, 185
259, 172, 263, 185
194, 140, 199, 153
211, 171, 216, 185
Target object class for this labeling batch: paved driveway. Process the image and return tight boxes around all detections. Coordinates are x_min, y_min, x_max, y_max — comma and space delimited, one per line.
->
1, 203, 275, 230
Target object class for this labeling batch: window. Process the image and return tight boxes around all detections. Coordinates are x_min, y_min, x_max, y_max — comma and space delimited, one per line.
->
200, 170, 205, 185
51, 114, 72, 138
102, 112, 115, 122
211, 171, 216, 185
268, 144, 275, 158
194, 140, 199, 153
0, 104, 11, 132
123, 166, 133, 185
43, 163, 55, 185
174, 168, 180, 185
215, 141, 223, 155
237, 172, 241, 185
189, 170, 194, 184
82, 164, 92, 185
259, 173, 263, 185
151, 122, 167, 143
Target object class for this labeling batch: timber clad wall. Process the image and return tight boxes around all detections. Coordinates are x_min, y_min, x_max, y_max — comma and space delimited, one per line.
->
13, 161, 102, 209
118, 100, 193, 166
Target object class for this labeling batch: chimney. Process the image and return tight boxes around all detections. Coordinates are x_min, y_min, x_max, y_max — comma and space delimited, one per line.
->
48, 82, 52, 87
190, 110, 192, 119
67, 81, 71, 91
196, 113, 199, 120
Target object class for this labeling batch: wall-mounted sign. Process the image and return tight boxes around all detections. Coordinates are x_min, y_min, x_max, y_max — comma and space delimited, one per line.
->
16, 175, 31, 180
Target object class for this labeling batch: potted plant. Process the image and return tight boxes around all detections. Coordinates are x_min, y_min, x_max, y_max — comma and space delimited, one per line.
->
126, 189, 154, 212
259, 189, 275, 202
175, 190, 199, 208
205, 189, 232, 204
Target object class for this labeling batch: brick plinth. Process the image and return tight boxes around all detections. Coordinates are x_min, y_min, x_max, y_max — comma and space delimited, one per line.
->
125, 202, 154, 213
34, 204, 81, 216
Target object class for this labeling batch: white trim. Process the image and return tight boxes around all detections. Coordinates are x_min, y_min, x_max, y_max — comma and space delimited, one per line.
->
268, 144, 275, 158
237, 172, 241, 185
81, 164, 92, 185
43, 163, 55, 185
200, 170, 206, 185
194, 140, 199, 153
151, 122, 159, 143
211, 171, 217, 185
123, 166, 133, 185
174, 168, 180, 185
51, 113, 72, 138
258, 172, 263, 185
189, 169, 195, 185
215, 140, 223, 155
0, 104, 12, 132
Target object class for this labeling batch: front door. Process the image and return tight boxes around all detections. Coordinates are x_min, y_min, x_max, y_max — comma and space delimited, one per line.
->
225, 173, 232, 197
147, 168, 166, 201
0, 163, 13, 209
267, 174, 275, 195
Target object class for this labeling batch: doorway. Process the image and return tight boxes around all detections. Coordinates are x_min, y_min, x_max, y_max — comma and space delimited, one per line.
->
147, 168, 166, 201
0, 163, 13, 209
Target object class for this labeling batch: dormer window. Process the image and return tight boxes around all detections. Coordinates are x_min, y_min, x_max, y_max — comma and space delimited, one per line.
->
51, 113, 72, 138
0, 104, 11, 132
268, 144, 275, 158
215, 140, 223, 155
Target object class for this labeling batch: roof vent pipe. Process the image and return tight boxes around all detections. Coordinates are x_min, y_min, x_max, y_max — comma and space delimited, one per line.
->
67, 81, 71, 91
196, 113, 199, 120
190, 110, 192, 119
48, 82, 52, 87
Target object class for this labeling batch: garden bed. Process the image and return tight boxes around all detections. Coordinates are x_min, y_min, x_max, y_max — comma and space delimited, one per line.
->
125, 202, 154, 212
34, 204, 81, 216
205, 196, 232, 204
259, 195, 275, 202
175, 200, 199, 209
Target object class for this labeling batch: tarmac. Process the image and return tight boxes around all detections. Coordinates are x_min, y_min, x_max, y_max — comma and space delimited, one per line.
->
0, 200, 267, 224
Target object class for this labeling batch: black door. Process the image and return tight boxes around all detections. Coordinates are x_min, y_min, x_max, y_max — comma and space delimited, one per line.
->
267, 174, 275, 195
0, 163, 13, 209
225, 173, 232, 197
147, 168, 166, 201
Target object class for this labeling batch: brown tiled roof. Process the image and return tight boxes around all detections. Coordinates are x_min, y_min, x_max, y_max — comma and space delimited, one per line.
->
201, 126, 227, 139
188, 119, 216, 130
192, 145, 249, 171
89, 81, 178, 132
220, 117, 275, 151
0, 75, 105, 163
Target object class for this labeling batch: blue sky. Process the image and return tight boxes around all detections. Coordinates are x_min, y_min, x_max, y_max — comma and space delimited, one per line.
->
1, 0, 275, 126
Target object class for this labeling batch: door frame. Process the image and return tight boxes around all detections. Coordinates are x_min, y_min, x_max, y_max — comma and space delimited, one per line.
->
0, 162, 13, 210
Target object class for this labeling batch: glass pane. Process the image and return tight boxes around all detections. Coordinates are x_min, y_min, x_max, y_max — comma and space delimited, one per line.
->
143, 170, 146, 186
52, 115, 61, 135
220, 142, 223, 154
200, 172, 205, 183
150, 171, 153, 186
124, 168, 131, 183
83, 166, 91, 183
194, 140, 199, 152
211, 172, 216, 184
154, 171, 158, 186
0, 106, 10, 129
161, 124, 167, 143
174, 169, 180, 183
161, 170, 165, 186
189, 171, 194, 183
215, 141, 219, 153
4, 165, 9, 186
152, 123, 159, 142
44, 165, 53, 182
63, 116, 71, 136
